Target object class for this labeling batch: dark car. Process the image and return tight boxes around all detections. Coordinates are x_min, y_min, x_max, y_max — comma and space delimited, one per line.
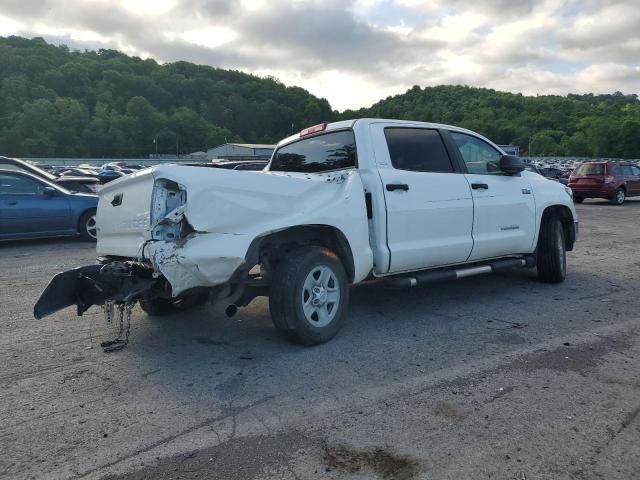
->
569, 161, 640, 205
0, 170, 98, 241
0, 157, 99, 193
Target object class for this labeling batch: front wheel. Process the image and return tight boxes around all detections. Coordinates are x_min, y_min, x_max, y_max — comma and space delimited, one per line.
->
269, 246, 349, 345
537, 215, 566, 283
611, 188, 625, 205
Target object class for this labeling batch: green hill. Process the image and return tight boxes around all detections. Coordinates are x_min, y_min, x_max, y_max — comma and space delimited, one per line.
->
342, 85, 640, 158
0, 36, 332, 157
1, 36, 639, 159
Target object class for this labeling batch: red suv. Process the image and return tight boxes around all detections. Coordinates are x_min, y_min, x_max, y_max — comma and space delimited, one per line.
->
569, 161, 640, 205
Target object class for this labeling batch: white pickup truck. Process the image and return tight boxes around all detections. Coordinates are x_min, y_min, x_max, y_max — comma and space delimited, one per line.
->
35, 119, 578, 348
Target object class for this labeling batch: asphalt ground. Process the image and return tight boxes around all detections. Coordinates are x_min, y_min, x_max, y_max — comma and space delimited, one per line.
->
1, 197, 639, 480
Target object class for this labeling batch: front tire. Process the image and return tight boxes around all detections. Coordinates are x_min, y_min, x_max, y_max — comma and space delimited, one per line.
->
269, 246, 349, 345
79, 209, 97, 241
611, 188, 625, 205
537, 215, 566, 283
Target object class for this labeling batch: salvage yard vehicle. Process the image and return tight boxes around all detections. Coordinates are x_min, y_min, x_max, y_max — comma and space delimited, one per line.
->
569, 160, 640, 205
0, 170, 98, 241
0, 156, 99, 193
34, 119, 578, 349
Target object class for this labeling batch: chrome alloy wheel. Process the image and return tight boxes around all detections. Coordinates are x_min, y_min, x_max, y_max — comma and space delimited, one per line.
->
86, 214, 97, 239
301, 265, 341, 327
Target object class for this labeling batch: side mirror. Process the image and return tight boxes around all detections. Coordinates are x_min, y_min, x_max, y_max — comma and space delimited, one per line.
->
43, 186, 58, 196
499, 155, 524, 175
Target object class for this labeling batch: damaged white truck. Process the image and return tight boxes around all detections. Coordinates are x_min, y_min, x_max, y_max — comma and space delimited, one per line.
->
35, 119, 578, 349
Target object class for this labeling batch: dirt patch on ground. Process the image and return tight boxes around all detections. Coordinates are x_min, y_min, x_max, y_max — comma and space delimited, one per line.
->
323, 444, 419, 480
509, 334, 632, 375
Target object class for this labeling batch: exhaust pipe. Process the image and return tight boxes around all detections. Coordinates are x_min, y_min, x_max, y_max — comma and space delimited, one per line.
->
225, 304, 238, 318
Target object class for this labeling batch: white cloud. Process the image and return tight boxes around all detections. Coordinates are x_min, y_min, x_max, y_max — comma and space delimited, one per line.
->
0, 0, 638, 110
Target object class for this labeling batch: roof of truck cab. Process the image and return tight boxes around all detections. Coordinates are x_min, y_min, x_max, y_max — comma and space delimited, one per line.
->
275, 118, 500, 151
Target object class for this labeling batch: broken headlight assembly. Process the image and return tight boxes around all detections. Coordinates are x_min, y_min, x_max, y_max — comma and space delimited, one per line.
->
150, 179, 189, 241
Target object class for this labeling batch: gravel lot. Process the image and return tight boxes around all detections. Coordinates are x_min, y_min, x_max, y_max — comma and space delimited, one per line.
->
1, 198, 639, 480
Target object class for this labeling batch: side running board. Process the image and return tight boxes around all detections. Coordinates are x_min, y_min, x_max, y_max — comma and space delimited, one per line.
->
384, 257, 531, 289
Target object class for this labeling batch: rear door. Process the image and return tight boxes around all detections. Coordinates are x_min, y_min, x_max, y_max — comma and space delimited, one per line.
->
371, 124, 474, 273
446, 131, 536, 261
0, 172, 72, 238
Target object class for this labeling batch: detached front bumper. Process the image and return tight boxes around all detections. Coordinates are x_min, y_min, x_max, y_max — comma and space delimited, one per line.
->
33, 262, 157, 319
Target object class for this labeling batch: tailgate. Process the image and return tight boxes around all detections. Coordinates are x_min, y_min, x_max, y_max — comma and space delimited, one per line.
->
96, 169, 155, 257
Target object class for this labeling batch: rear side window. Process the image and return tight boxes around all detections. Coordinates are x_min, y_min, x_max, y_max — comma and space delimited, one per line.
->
575, 164, 604, 176
384, 128, 454, 172
270, 130, 356, 173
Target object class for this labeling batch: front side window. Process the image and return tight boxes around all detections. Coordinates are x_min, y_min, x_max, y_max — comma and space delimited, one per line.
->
0, 173, 45, 195
270, 130, 356, 173
384, 128, 454, 173
451, 132, 502, 175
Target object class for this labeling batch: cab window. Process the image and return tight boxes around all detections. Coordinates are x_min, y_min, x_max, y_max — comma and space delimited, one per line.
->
384, 128, 454, 173
270, 130, 356, 173
450, 132, 502, 175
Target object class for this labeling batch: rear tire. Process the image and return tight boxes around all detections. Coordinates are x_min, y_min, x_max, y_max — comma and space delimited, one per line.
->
537, 215, 566, 283
79, 209, 97, 241
269, 246, 349, 345
611, 188, 625, 205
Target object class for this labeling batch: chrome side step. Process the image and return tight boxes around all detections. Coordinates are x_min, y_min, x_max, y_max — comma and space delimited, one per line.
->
384, 258, 528, 289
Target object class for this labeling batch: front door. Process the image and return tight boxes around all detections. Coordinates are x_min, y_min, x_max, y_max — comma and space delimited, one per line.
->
447, 131, 536, 261
371, 125, 474, 273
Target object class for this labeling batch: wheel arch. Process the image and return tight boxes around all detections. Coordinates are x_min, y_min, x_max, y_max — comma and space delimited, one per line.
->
245, 225, 356, 283
540, 204, 576, 251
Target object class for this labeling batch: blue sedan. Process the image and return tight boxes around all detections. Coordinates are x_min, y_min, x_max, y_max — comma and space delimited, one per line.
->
0, 169, 99, 241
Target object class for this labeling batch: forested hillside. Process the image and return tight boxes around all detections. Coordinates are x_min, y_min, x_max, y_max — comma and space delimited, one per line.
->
0, 36, 332, 157
1, 36, 639, 158
342, 85, 640, 158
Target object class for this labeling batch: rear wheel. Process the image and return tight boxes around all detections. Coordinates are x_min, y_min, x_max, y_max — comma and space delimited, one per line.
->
269, 246, 349, 345
611, 188, 625, 205
537, 215, 566, 283
79, 209, 97, 241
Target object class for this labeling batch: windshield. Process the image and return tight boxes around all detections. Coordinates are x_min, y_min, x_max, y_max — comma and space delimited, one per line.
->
0, 159, 57, 180
574, 163, 604, 176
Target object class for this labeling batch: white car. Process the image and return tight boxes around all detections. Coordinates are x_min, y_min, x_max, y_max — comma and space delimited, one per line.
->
35, 119, 578, 347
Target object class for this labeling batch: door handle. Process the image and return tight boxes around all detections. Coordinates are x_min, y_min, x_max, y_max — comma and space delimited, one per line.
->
471, 183, 489, 190
386, 183, 409, 192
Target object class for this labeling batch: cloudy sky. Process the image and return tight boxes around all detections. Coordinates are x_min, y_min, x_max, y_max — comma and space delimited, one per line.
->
0, 0, 638, 110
